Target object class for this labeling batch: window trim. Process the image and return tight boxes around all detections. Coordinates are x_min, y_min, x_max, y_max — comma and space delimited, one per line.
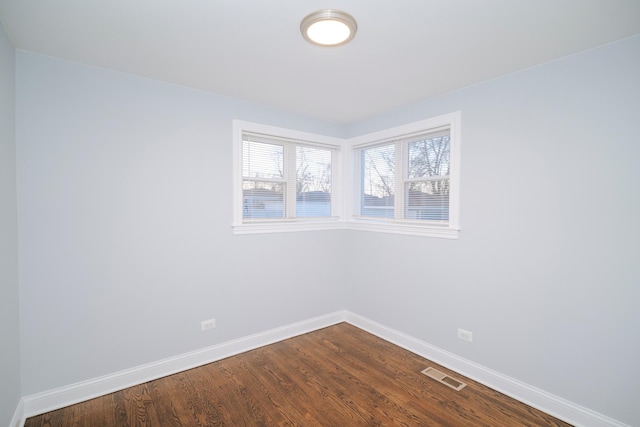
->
346, 112, 461, 239
232, 120, 345, 234
232, 112, 461, 239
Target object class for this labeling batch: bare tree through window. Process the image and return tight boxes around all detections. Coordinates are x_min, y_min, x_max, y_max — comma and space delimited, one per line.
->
360, 134, 450, 221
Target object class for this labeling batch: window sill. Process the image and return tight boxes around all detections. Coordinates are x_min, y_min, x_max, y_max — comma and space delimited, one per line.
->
346, 219, 460, 239
232, 218, 459, 239
232, 218, 345, 235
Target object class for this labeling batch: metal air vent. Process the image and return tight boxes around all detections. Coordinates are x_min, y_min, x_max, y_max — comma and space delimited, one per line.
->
421, 367, 467, 391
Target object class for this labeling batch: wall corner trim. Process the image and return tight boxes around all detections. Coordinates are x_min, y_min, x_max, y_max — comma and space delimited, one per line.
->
10, 398, 25, 427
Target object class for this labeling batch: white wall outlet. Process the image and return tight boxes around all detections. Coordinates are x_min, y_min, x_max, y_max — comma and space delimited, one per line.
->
457, 328, 472, 343
201, 318, 216, 331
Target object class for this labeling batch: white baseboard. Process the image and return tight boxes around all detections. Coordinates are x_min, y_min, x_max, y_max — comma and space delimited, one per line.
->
18, 310, 628, 427
10, 398, 24, 427
21, 310, 347, 421
344, 311, 629, 427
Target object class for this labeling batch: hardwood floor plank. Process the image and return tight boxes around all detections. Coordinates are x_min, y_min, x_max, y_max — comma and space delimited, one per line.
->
25, 323, 572, 426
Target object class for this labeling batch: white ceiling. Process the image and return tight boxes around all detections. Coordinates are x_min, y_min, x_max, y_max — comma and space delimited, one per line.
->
1, 0, 639, 124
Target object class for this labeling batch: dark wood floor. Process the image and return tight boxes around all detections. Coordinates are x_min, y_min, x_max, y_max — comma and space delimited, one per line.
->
25, 323, 572, 426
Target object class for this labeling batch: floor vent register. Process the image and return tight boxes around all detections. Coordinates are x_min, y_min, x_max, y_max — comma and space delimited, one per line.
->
421, 367, 467, 391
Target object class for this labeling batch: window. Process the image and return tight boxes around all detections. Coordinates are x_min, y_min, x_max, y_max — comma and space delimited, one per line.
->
242, 138, 285, 219
233, 113, 460, 238
357, 131, 450, 221
233, 121, 343, 234
349, 112, 460, 238
405, 132, 451, 221
361, 144, 396, 219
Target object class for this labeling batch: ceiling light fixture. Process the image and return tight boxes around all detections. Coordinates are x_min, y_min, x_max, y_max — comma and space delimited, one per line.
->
300, 10, 357, 47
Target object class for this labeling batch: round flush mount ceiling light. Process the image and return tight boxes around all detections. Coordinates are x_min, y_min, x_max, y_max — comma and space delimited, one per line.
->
301, 10, 357, 47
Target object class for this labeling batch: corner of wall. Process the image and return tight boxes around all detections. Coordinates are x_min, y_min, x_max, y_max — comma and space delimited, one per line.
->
0, 17, 23, 427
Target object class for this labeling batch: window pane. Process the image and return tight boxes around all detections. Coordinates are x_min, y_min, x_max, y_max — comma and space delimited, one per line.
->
296, 146, 332, 217
405, 180, 449, 221
408, 135, 450, 178
243, 140, 284, 179
361, 144, 395, 218
242, 181, 285, 219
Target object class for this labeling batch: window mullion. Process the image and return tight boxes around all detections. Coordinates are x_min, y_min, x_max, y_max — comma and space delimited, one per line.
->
395, 141, 404, 220
285, 143, 297, 218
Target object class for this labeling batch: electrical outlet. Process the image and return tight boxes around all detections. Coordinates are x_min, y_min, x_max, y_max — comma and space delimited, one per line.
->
457, 328, 472, 343
201, 318, 216, 331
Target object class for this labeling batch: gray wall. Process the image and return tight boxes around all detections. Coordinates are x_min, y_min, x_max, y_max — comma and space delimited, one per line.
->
0, 21, 21, 427
13, 34, 640, 426
16, 51, 348, 395
345, 35, 640, 425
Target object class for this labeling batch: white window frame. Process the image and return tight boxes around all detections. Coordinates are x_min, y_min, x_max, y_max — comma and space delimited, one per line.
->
345, 112, 461, 239
232, 120, 345, 234
233, 112, 460, 238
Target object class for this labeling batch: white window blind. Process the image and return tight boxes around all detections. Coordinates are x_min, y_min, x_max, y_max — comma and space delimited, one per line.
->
242, 138, 285, 219
361, 144, 395, 219
241, 132, 334, 221
296, 146, 332, 218
404, 132, 450, 222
